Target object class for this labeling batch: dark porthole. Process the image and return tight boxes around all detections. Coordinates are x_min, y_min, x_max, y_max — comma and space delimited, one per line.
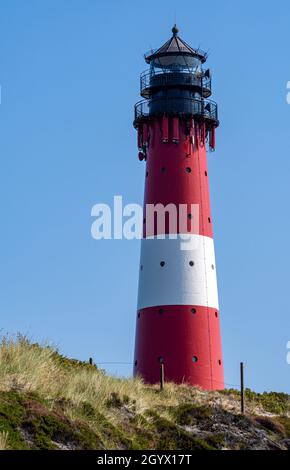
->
211, 264, 215, 270
191, 308, 196, 314
205, 171, 208, 176
137, 312, 141, 318
215, 311, 218, 318
192, 356, 198, 363
146, 171, 149, 177
160, 261, 165, 267
218, 360, 222, 366
140, 265, 143, 271
208, 217, 211, 223
189, 261, 194, 267
186, 167, 192, 173
143, 218, 146, 224
188, 213, 192, 220
134, 360, 138, 366
158, 308, 164, 315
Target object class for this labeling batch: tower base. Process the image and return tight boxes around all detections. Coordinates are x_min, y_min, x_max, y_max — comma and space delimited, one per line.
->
134, 305, 224, 390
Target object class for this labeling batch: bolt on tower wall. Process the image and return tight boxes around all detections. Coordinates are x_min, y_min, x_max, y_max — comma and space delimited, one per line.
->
133, 26, 224, 390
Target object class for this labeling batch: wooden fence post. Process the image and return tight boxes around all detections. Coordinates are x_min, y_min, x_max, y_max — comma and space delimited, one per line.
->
160, 363, 164, 391
240, 362, 245, 414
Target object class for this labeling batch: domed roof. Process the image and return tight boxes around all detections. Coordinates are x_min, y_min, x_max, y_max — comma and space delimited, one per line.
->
145, 25, 207, 66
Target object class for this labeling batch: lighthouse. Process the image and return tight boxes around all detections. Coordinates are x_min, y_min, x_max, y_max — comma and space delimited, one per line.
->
133, 26, 224, 390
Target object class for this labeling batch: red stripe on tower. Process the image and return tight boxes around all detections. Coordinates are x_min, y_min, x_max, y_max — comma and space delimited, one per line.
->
133, 25, 224, 390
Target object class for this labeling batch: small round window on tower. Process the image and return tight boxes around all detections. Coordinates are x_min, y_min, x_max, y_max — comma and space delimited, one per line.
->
186, 167, 192, 173
188, 213, 192, 220
160, 261, 165, 267
191, 308, 196, 314
158, 308, 164, 315
134, 360, 138, 366
189, 261, 194, 267
192, 356, 198, 363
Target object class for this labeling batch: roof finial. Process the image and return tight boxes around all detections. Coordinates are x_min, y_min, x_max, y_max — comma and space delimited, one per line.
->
172, 24, 179, 36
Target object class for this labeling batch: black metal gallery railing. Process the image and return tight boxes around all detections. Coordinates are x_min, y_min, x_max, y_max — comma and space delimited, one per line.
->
134, 97, 218, 124
140, 70, 211, 98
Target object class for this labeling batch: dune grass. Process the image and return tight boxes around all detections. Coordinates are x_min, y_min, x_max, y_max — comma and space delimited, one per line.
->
0, 431, 9, 450
0, 335, 289, 450
0, 335, 178, 414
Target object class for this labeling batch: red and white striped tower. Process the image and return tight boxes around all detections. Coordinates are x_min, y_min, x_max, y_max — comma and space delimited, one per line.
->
133, 26, 224, 390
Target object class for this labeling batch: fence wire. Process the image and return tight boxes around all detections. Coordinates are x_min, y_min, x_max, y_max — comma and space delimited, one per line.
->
91, 360, 240, 388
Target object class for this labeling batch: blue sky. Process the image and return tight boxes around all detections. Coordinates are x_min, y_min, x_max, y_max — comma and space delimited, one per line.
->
0, 0, 290, 392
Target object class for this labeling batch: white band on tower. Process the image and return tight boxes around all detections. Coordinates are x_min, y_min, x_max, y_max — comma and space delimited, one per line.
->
137, 234, 219, 310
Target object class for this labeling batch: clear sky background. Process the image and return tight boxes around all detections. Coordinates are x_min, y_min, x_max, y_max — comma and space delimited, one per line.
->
0, 0, 290, 392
